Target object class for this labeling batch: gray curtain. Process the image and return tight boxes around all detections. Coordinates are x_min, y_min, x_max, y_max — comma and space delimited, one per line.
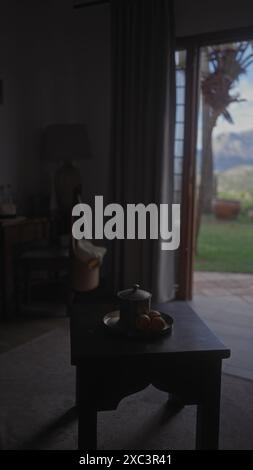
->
109, 0, 176, 302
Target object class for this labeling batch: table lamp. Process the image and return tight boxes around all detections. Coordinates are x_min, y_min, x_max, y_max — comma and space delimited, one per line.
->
42, 123, 93, 234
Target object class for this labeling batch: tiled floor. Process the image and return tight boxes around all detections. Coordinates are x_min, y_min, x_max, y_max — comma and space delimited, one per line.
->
192, 271, 253, 381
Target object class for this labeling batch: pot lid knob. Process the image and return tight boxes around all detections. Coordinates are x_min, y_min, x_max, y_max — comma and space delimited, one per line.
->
133, 283, 140, 291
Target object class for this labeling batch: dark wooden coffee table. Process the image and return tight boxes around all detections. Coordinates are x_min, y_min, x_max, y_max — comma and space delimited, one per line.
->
70, 300, 230, 450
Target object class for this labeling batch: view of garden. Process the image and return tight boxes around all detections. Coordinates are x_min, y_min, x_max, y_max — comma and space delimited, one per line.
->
195, 42, 253, 274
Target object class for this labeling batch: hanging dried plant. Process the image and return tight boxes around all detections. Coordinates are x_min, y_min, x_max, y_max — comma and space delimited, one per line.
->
201, 43, 253, 123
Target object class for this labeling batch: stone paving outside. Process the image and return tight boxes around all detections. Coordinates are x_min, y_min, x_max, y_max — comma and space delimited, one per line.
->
192, 271, 253, 381
194, 271, 253, 304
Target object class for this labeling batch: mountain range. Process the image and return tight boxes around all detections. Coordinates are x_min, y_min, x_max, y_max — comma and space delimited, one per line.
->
218, 165, 253, 193
213, 130, 253, 172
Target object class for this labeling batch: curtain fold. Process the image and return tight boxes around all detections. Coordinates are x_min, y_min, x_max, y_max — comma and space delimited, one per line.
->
109, 0, 176, 302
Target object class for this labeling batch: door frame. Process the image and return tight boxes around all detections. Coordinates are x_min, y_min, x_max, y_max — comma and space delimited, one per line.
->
176, 45, 200, 300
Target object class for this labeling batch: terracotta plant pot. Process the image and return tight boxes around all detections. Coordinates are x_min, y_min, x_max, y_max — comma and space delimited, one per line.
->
212, 199, 241, 220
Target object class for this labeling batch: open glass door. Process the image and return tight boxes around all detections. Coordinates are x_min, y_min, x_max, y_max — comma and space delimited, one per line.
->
176, 38, 253, 305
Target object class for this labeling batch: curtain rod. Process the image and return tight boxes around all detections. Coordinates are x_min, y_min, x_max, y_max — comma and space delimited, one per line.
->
74, 0, 109, 9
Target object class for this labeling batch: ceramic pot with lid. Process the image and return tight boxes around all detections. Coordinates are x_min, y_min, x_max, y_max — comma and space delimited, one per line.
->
117, 284, 152, 330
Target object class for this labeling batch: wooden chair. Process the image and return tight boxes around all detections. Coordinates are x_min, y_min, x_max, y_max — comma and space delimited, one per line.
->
15, 238, 69, 315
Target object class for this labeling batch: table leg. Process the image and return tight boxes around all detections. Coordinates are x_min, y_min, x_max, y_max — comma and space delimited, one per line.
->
75, 367, 79, 406
24, 266, 31, 304
196, 359, 222, 450
78, 403, 97, 450
77, 369, 97, 450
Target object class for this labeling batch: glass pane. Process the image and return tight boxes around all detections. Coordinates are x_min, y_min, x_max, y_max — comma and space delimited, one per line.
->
176, 70, 185, 87
176, 105, 185, 123
174, 174, 182, 192
174, 48, 186, 224
176, 87, 185, 105
175, 50, 186, 68
173, 191, 182, 204
174, 157, 183, 174
174, 139, 184, 157
175, 123, 184, 140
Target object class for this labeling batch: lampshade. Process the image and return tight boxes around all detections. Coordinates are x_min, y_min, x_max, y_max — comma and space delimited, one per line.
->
42, 123, 93, 162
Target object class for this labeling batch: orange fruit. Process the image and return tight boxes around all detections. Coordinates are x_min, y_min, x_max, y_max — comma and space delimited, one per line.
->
136, 314, 151, 331
149, 310, 161, 319
151, 316, 166, 332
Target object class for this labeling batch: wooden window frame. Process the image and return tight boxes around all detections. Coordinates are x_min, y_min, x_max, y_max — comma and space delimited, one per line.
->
176, 45, 199, 300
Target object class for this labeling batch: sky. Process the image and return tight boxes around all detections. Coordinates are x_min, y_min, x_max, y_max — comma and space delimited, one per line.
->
213, 73, 253, 137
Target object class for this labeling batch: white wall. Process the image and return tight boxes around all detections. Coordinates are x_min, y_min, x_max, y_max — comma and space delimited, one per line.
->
175, 0, 253, 37
0, 4, 20, 198
1, 0, 253, 213
0, 0, 110, 212
70, 3, 111, 205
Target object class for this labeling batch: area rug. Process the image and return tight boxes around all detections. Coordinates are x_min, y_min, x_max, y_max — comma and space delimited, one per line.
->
0, 324, 252, 450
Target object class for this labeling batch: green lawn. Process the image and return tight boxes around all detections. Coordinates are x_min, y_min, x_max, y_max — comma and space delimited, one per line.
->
195, 216, 253, 273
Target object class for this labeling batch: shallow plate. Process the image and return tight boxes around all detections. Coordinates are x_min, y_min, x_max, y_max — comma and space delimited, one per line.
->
103, 310, 173, 340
